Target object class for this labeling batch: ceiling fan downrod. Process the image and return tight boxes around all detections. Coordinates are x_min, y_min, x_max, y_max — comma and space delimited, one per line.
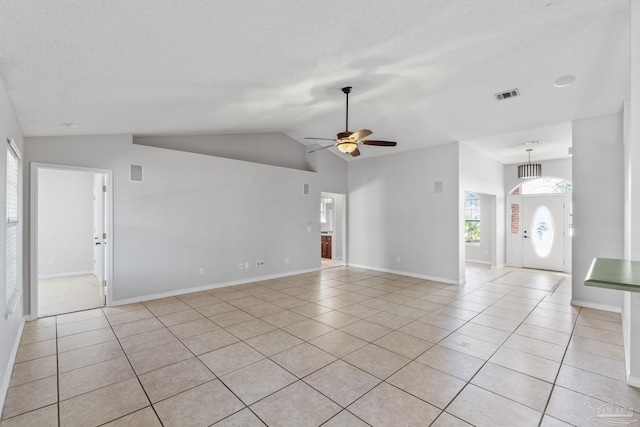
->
342, 86, 352, 132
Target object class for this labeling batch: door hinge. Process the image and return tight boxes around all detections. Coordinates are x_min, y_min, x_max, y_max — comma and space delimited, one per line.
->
103, 232, 107, 239
102, 280, 107, 288
103, 185, 107, 192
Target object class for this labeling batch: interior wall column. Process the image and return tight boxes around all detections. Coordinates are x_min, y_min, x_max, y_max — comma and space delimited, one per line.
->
623, 0, 640, 385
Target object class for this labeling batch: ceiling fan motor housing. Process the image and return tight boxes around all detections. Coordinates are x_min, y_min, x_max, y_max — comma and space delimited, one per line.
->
337, 131, 353, 139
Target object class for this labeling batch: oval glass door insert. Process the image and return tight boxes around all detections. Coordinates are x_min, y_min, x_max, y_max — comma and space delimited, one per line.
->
532, 206, 554, 258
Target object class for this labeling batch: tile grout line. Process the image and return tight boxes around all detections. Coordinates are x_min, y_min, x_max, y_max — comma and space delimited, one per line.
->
103, 306, 168, 427
138, 292, 329, 425
425, 273, 572, 425
193, 275, 444, 424
5, 267, 626, 426
133, 297, 251, 424
81, 271, 540, 423
536, 302, 582, 427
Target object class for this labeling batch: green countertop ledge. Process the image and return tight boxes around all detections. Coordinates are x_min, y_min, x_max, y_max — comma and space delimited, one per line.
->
585, 258, 640, 292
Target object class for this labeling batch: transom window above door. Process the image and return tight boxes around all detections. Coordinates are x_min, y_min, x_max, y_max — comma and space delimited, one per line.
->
510, 177, 572, 195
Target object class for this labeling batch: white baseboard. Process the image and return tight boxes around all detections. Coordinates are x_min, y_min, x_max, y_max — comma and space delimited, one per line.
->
628, 374, 640, 388
111, 268, 321, 306
347, 263, 463, 285
38, 270, 94, 280
571, 299, 622, 313
491, 263, 506, 270
0, 315, 26, 413
466, 259, 491, 265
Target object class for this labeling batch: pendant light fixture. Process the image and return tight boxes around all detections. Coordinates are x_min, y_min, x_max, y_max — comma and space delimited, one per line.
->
518, 148, 542, 180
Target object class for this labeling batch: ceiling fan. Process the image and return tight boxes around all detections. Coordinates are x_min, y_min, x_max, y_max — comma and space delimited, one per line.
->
306, 86, 397, 157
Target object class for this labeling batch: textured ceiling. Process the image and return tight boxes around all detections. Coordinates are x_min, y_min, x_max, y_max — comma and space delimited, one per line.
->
0, 0, 630, 162
461, 122, 572, 165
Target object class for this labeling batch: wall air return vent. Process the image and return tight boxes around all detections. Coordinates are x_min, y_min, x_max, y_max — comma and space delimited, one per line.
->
130, 164, 143, 182
495, 88, 520, 101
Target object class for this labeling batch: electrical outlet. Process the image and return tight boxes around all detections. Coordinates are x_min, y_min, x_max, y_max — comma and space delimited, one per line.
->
396, 256, 401, 263
245, 262, 249, 269
48, 258, 54, 265
285, 258, 289, 264
256, 261, 265, 267
198, 267, 205, 275
239, 263, 244, 270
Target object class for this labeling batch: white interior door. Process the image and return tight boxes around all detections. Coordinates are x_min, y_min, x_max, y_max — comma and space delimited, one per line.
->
93, 175, 106, 305
522, 196, 565, 271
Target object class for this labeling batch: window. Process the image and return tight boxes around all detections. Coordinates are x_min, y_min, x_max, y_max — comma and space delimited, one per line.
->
5, 138, 21, 316
510, 177, 572, 195
465, 192, 480, 243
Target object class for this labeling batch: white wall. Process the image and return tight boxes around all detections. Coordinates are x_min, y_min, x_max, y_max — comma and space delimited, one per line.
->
459, 143, 506, 274
0, 76, 24, 411
309, 145, 348, 194
134, 133, 310, 171
347, 143, 460, 284
37, 170, 94, 277
572, 112, 624, 310
24, 134, 346, 304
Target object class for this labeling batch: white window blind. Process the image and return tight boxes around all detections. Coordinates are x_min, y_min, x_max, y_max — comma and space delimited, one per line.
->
6, 139, 21, 316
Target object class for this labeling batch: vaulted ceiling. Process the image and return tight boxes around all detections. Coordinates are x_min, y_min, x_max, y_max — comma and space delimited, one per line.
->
0, 0, 630, 162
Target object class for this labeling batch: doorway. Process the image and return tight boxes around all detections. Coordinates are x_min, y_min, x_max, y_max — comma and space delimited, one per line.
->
320, 192, 346, 268
463, 192, 497, 268
31, 164, 112, 318
506, 177, 572, 273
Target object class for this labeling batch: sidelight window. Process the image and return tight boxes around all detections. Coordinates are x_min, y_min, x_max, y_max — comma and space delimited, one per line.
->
465, 192, 481, 243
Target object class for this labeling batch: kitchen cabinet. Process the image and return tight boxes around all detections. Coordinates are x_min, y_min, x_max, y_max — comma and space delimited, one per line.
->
321, 235, 332, 259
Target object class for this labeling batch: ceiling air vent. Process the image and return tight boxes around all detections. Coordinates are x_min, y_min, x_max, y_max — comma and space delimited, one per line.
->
495, 88, 520, 101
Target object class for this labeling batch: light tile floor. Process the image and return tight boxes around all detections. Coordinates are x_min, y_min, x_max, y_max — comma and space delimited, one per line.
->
1, 264, 633, 426
321, 258, 344, 269
38, 275, 103, 317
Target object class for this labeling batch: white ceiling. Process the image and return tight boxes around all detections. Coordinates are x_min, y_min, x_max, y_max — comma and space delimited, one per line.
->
461, 121, 572, 165
0, 0, 630, 162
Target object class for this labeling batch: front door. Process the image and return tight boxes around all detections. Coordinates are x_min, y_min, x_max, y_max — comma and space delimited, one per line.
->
522, 196, 565, 271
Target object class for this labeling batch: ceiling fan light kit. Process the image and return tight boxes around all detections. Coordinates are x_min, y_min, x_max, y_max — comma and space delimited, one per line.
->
305, 86, 397, 157
517, 148, 542, 180
337, 141, 358, 154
